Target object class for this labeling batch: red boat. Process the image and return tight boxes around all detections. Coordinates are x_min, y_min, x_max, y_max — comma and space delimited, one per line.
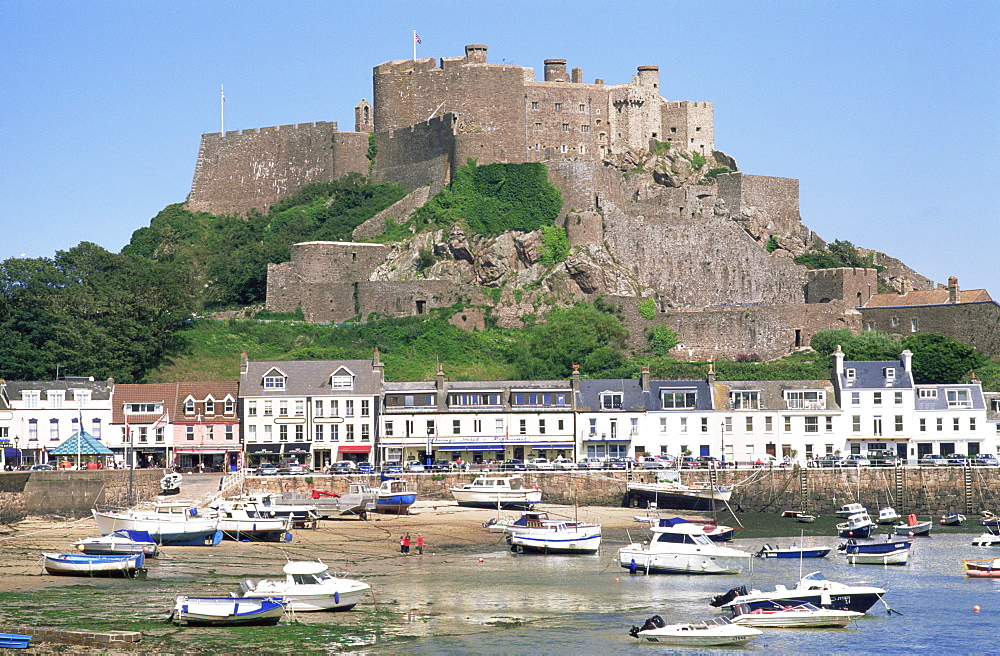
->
963, 559, 1000, 578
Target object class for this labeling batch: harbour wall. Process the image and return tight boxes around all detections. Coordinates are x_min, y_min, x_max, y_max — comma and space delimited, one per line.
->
0, 471, 162, 519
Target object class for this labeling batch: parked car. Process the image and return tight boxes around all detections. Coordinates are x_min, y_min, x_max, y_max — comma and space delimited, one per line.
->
551, 457, 577, 470
526, 457, 554, 470
972, 454, 1000, 467
697, 456, 722, 469
256, 464, 279, 476
919, 454, 948, 467
680, 456, 702, 469
577, 457, 605, 470
607, 457, 635, 469
868, 450, 901, 467
356, 461, 375, 474
500, 459, 526, 471
278, 463, 309, 475
430, 459, 454, 472
382, 461, 404, 473
327, 461, 356, 474
817, 455, 844, 468
637, 456, 666, 469
29, 463, 56, 471
947, 453, 970, 467
655, 454, 677, 466
404, 460, 426, 472
844, 454, 871, 467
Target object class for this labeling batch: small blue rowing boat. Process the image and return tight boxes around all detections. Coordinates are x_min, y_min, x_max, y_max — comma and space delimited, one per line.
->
755, 544, 832, 559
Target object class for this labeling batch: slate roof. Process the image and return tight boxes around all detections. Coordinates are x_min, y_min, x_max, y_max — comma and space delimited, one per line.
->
0, 379, 114, 400
241, 359, 382, 396
711, 380, 840, 411
838, 360, 913, 390
575, 379, 650, 412
913, 385, 986, 411
864, 288, 992, 307
112, 382, 238, 424
649, 380, 714, 411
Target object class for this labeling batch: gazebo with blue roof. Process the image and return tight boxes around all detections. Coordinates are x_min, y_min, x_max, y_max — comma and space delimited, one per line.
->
48, 431, 115, 469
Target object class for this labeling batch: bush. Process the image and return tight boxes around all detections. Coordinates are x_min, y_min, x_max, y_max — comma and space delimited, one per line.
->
637, 299, 657, 320
539, 226, 570, 266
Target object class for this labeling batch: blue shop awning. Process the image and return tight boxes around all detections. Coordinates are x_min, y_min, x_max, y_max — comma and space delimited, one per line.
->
436, 444, 506, 452
530, 444, 574, 449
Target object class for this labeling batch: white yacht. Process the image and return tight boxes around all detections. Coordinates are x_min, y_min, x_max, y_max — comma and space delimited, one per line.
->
237, 561, 370, 612
449, 475, 542, 508
509, 521, 602, 554
617, 517, 751, 574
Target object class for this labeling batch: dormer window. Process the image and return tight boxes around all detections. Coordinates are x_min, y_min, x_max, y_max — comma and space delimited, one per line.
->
845, 368, 856, 380
73, 390, 92, 405
205, 399, 215, 415
263, 375, 285, 390
185, 400, 195, 415
731, 391, 760, 410
22, 391, 40, 409
48, 391, 65, 409
330, 367, 355, 389
601, 393, 623, 410
884, 367, 896, 381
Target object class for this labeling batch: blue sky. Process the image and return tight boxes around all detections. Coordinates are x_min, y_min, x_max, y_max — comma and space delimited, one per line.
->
2, 1, 998, 294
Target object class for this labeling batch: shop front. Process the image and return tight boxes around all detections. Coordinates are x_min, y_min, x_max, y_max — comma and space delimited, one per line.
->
336, 443, 372, 466
174, 447, 240, 473
246, 444, 282, 467
526, 442, 576, 461
284, 444, 312, 468
434, 442, 506, 465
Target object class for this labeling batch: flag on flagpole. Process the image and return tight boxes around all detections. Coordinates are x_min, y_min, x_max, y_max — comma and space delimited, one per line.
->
153, 413, 169, 429
414, 31, 422, 44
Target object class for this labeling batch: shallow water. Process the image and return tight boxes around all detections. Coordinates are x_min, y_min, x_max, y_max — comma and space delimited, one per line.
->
345, 532, 1000, 654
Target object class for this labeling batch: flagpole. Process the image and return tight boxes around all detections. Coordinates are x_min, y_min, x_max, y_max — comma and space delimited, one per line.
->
221, 84, 226, 135
412, 30, 416, 61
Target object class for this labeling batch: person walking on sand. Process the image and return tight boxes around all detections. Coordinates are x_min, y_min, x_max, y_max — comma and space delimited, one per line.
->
402, 534, 411, 555
416, 535, 424, 555
399, 536, 405, 555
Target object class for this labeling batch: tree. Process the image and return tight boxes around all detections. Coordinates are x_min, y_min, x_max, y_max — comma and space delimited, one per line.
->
841, 331, 903, 361
511, 303, 629, 378
809, 328, 855, 356
903, 333, 989, 384
648, 324, 680, 356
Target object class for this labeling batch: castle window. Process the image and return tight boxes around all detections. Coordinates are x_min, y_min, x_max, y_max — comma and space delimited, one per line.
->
534, 122, 542, 130
595, 108, 601, 114
911, 318, 918, 332
670, 127, 677, 133
562, 123, 569, 132
580, 124, 590, 133
867, 322, 875, 330
531, 102, 538, 110
560, 144, 568, 153
891, 317, 899, 327
534, 143, 540, 150
696, 127, 701, 132
578, 145, 585, 154
578, 103, 585, 112
596, 119, 601, 126
554, 103, 562, 111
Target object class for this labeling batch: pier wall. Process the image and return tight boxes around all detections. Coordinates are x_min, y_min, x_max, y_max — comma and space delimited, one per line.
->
0, 471, 163, 519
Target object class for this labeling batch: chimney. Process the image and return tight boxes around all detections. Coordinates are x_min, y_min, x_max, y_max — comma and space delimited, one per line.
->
464, 44, 488, 64
833, 345, 845, 377
570, 364, 581, 393
901, 349, 913, 373
706, 361, 716, 385
436, 364, 446, 411
640, 366, 650, 392
240, 351, 249, 375
544, 59, 567, 82
899, 276, 910, 295
571, 67, 582, 83
947, 276, 959, 303
372, 347, 384, 383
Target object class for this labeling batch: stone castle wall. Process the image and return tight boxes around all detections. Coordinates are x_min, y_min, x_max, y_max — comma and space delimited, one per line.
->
186, 122, 368, 216
356, 281, 486, 320
717, 173, 804, 245
806, 267, 879, 305
861, 301, 1000, 356
372, 114, 457, 193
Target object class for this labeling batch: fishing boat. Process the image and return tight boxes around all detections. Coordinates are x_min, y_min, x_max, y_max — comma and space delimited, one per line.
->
159, 471, 182, 495
973, 533, 1000, 547
797, 514, 817, 523
490, 511, 556, 534
73, 529, 159, 557
449, 475, 540, 509
626, 478, 732, 512
730, 602, 862, 628
877, 507, 900, 524
710, 571, 887, 613
508, 521, 602, 554
281, 485, 377, 518
92, 506, 222, 546
217, 494, 320, 522
755, 543, 831, 559
895, 514, 932, 536
963, 559, 1000, 578
834, 503, 868, 518
209, 502, 294, 542
617, 517, 751, 575
628, 615, 761, 646
374, 477, 418, 513
172, 596, 288, 626
236, 561, 370, 612
940, 513, 966, 526
42, 552, 145, 577
836, 513, 876, 538
839, 539, 911, 565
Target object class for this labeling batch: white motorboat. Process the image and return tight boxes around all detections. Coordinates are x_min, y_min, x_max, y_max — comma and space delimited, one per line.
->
218, 494, 320, 522
237, 561, 370, 612
450, 475, 542, 508
835, 503, 868, 518
509, 521, 602, 554
92, 505, 222, 546
73, 529, 159, 557
843, 548, 909, 565
617, 517, 751, 574
629, 615, 761, 646
837, 513, 877, 538
281, 484, 377, 518
172, 596, 288, 626
877, 507, 900, 524
710, 571, 886, 613
973, 532, 1000, 547
159, 472, 183, 494
627, 479, 733, 512
209, 502, 293, 542
730, 602, 862, 628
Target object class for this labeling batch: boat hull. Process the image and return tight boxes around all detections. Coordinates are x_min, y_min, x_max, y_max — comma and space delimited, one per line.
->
963, 560, 1000, 577
637, 626, 760, 646
73, 530, 159, 556
174, 596, 287, 626
375, 493, 417, 513
450, 490, 542, 509
895, 521, 931, 536
733, 609, 861, 628
510, 532, 601, 554
756, 548, 831, 559
92, 509, 222, 546
242, 587, 369, 612
42, 552, 145, 577
844, 549, 909, 565
973, 533, 1000, 546
627, 483, 731, 512
618, 546, 749, 574
730, 592, 883, 614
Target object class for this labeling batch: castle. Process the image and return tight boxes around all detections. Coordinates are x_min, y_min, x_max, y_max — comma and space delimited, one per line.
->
186, 44, 996, 360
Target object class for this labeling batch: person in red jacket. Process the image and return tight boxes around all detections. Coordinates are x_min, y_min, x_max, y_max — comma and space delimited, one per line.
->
416, 535, 424, 555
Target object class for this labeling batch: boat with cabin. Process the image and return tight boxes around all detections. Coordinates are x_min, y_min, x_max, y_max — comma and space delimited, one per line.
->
280, 485, 377, 518
710, 571, 887, 613
877, 507, 900, 524
450, 475, 541, 509
236, 561, 370, 612
73, 529, 159, 557
373, 477, 417, 513
836, 513, 876, 539
627, 471, 732, 512
730, 602, 862, 628
509, 520, 602, 554
617, 517, 751, 575
835, 503, 868, 518
963, 558, 1000, 578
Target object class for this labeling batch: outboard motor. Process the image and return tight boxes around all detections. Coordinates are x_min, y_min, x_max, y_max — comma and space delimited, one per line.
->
709, 585, 748, 608
238, 579, 256, 595
629, 615, 666, 637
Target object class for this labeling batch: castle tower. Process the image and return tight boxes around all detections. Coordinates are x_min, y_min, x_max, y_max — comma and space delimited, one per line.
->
465, 44, 487, 64
355, 99, 373, 133
544, 59, 568, 82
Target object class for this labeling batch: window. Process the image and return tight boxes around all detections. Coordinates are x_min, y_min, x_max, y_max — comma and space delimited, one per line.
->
331, 424, 339, 441
452, 419, 461, 435
279, 401, 288, 417
601, 393, 623, 410
731, 391, 760, 410
947, 389, 972, 408
971, 417, 977, 431
953, 417, 960, 431
891, 317, 899, 327
846, 368, 856, 380
294, 400, 304, 417
580, 124, 590, 132
264, 425, 272, 441
866, 322, 876, 331
554, 103, 562, 111
49, 418, 59, 439
920, 388, 938, 399
746, 416, 753, 432
361, 424, 370, 441
519, 419, 527, 435
884, 367, 896, 381
205, 399, 215, 414
680, 417, 688, 433
911, 318, 918, 332
804, 416, 819, 433
295, 425, 304, 441
560, 144, 568, 153
631, 417, 638, 435
74, 390, 91, 405
765, 416, 773, 432
138, 427, 147, 444
919, 418, 926, 432
531, 101, 538, 110
127, 403, 159, 414
263, 401, 273, 417
496, 419, 504, 434
562, 123, 569, 132
558, 419, 564, 431
92, 419, 101, 438
851, 392, 860, 405
314, 400, 324, 417
384, 421, 393, 437
346, 424, 354, 441
186, 400, 195, 415
155, 427, 165, 443
578, 145, 586, 154
426, 420, 436, 436
449, 393, 503, 406
314, 424, 324, 441
361, 399, 370, 417
895, 415, 904, 432
852, 416, 861, 432
700, 418, 708, 433
225, 399, 234, 415
825, 416, 833, 432
783, 416, 792, 432
331, 400, 339, 416
873, 392, 882, 405
662, 391, 697, 409
786, 391, 821, 409
49, 391, 64, 409
895, 392, 903, 405
534, 122, 542, 130
23, 392, 39, 409
936, 418, 943, 431
345, 400, 355, 416
331, 374, 353, 389
873, 417, 883, 436
539, 419, 547, 434
474, 419, 483, 432
263, 375, 285, 390
279, 425, 288, 442
248, 425, 259, 441
248, 402, 257, 417
578, 103, 586, 112
28, 420, 37, 440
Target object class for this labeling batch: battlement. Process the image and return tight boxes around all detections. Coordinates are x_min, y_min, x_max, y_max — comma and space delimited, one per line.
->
805, 267, 878, 305
202, 121, 338, 139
